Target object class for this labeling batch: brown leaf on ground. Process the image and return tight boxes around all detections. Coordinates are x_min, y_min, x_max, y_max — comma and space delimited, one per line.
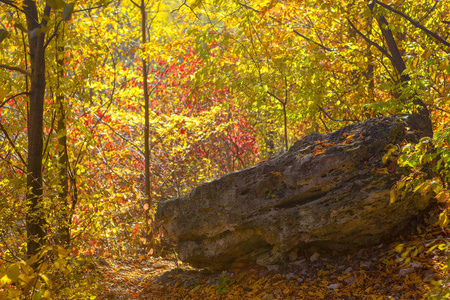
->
94, 209, 450, 300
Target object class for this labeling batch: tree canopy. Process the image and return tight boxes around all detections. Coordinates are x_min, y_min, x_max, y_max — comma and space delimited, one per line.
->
0, 0, 450, 298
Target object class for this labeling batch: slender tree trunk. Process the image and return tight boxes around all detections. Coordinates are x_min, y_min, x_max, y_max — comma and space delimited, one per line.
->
24, 1, 51, 260
370, 3, 432, 136
56, 31, 71, 247
366, 13, 375, 105
140, 0, 153, 253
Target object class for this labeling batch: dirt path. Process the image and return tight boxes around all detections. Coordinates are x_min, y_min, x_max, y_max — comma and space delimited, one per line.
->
93, 228, 449, 300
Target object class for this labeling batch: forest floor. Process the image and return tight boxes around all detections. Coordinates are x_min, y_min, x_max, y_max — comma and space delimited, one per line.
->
91, 216, 450, 299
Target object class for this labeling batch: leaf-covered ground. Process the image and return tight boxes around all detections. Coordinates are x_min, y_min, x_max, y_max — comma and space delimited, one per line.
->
93, 216, 450, 299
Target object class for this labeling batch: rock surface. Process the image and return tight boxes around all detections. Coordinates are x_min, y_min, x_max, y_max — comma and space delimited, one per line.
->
156, 115, 433, 270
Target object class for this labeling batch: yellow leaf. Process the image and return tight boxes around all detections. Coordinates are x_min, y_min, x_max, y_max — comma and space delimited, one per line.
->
56, 246, 69, 257
438, 211, 449, 229
390, 188, 396, 204
394, 244, 404, 253
0, 274, 12, 285
382, 147, 396, 164
6, 264, 20, 282
436, 191, 447, 202
0, 86, 7, 101
39, 273, 51, 286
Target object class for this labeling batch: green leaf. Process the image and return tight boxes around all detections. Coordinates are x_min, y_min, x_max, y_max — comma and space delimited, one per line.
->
6, 264, 20, 282
62, 2, 76, 21
46, 0, 65, 10
33, 291, 43, 300
0, 29, 9, 44
14, 23, 27, 32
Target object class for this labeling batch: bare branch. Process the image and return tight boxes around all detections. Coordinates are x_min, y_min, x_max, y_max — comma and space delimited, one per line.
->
419, 0, 440, 23
130, 0, 140, 8
0, 64, 31, 77
267, 91, 285, 105
236, 2, 332, 52
317, 105, 358, 122
0, 122, 27, 166
171, 0, 200, 20
376, 0, 450, 47
0, 92, 28, 109
347, 19, 393, 60
44, 19, 64, 49
0, 0, 38, 23
73, 5, 104, 13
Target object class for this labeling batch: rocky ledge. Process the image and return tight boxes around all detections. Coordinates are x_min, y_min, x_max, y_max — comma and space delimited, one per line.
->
156, 115, 433, 270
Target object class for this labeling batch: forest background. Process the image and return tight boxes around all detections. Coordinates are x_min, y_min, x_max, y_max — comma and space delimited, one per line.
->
1, 0, 450, 298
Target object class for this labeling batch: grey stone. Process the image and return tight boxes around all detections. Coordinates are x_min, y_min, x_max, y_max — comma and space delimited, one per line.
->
156, 116, 433, 270
423, 272, 435, 282
399, 267, 415, 276
267, 265, 279, 271
327, 283, 339, 290
408, 262, 422, 268
344, 267, 353, 274
285, 273, 295, 280
310, 252, 320, 262
344, 276, 356, 285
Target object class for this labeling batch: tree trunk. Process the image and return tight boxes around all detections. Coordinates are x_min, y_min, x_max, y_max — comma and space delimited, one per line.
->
372, 5, 432, 136
24, 0, 51, 260
56, 32, 71, 247
140, 0, 153, 253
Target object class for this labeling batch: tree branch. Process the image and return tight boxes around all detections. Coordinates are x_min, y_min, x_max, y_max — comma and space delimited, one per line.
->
317, 105, 358, 122
0, 64, 31, 77
0, 0, 38, 23
267, 91, 285, 105
0, 122, 27, 166
73, 5, 104, 13
130, 0, 140, 8
419, 0, 440, 23
236, 2, 332, 52
347, 19, 393, 61
375, 0, 450, 47
44, 19, 64, 49
0, 92, 28, 109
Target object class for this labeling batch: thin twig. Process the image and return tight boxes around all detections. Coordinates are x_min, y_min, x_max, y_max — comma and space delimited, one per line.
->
0, 92, 28, 109
318, 105, 358, 122
73, 5, 104, 13
419, 0, 440, 23
347, 19, 393, 60
267, 91, 285, 105
0, 122, 26, 165
130, 0, 140, 8
375, 0, 450, 47
0, 231, 25, 262
236, 2, 332, 52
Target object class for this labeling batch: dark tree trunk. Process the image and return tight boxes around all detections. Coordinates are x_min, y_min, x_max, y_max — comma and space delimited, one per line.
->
24, 0, 51, 260
372, 5, 432, 136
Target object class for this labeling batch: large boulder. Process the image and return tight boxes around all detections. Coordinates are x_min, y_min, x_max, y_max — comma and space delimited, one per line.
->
156, 115, 433, 270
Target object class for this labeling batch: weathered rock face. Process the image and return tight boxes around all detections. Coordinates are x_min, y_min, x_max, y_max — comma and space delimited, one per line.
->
156, 115, 433, 270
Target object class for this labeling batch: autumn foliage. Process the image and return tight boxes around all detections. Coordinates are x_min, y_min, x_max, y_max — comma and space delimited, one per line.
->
1, 0, 450, 298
